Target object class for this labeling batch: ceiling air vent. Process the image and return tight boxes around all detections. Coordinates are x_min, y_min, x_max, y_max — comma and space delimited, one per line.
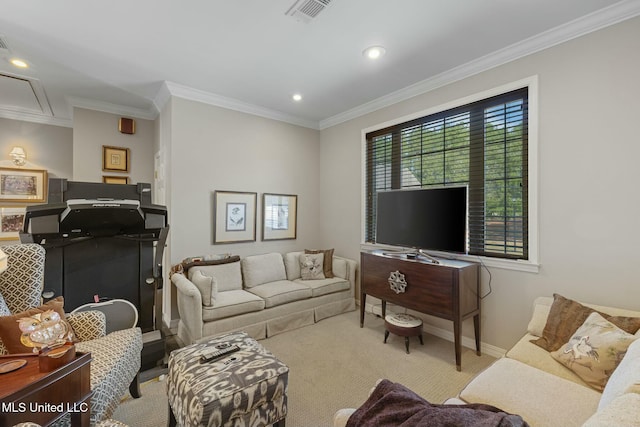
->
0, 36, 10, 53
285, 0, 333, 23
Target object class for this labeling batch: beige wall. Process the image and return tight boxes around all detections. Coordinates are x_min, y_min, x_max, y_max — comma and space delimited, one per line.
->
167, 96, 322, 261
72, 108, 154, 185
319, 17, 640, 351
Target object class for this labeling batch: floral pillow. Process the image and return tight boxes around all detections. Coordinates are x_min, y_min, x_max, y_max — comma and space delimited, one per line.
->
551, 311, 638, 391
299, 253, 325, 280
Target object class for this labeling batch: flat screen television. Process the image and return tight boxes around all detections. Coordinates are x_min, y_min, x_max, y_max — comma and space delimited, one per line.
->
375, 186, 467, 254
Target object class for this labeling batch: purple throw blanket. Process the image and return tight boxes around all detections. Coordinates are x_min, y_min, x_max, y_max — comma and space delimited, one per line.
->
346, 379, 529, 427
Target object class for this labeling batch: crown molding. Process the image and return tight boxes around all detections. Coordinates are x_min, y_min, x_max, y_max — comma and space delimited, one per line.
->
319, 0, 640, 130
161, 81, 320, 130
0, 108, 73, 127
67, 96, 158, 120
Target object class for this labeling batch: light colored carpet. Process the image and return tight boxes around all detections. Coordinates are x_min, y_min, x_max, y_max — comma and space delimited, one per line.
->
112, 311, 496, 426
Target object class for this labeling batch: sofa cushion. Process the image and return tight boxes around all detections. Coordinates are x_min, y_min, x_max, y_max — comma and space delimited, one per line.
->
531, 294, 640, 351
550, 312, 638, 391
284, 251, 303, 280
459, 358, 601, 427
299, 253, 325, 280
190, 261, 243, 292
294, 277, 350, 297
305, 248, 334, 278
191, 270, 218, 307
598, 333, 640, 410
202, 290, 265, 321
247, 280, 312, 308
241, 253, 287, 288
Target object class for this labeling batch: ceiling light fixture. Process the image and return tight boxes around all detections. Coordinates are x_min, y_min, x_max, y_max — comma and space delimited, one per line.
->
363, 46, 386, 60
10, 58, 28, 68
292, 93, 303, 102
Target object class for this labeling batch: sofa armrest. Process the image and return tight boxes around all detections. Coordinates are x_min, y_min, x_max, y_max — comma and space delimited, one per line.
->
582, 393, 640, 427
67, 310, 107, 341
333, 255, 357, 294
171, 273, 204, 342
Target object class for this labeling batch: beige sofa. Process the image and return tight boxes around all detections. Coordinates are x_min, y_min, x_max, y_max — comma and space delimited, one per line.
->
334, 296, 640, 427
171, 251, 357, 345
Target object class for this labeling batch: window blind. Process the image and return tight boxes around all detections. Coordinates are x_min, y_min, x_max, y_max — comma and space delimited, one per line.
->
365, 87, 528, 259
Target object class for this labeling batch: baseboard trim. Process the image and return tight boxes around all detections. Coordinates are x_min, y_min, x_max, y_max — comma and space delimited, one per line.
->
363, 302, 506, 359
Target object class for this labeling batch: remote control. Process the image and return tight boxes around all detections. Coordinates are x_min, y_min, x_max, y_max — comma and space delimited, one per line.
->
199, 344, 240, 364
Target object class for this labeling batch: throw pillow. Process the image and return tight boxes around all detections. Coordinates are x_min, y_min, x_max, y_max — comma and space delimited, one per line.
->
299, 253, 325, 280
551, 312, 638, 391
0, 297, 74, 354
531, 294, 640, 352
305, 248, 334, 278
191, 270, 218, 307
598, 337, 640, 410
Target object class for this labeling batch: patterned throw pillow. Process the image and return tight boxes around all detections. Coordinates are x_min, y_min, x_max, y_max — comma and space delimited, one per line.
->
0, 292, 10, 316
551, 312, 638, 391
299, 253, 325, 280
305, 249, 334, 278
0, 296, 74, 354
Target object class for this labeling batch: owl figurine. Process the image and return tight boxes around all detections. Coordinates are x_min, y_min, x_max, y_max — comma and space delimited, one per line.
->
17, 310, 72, 352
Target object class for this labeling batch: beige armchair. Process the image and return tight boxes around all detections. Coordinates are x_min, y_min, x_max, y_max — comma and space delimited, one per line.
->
0, 244, 142, 426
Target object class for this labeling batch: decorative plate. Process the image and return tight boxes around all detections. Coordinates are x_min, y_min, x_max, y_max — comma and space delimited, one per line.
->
0, 359, 27, 374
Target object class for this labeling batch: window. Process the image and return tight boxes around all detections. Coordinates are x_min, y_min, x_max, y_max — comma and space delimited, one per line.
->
365, 87, 529, 260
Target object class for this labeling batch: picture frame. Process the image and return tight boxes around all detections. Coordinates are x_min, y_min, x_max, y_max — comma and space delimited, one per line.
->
262, 193, 297, 241
103, 175, 130, 185
213, 190, 257, 244
0, 167, 47, 203
0, 207, 26, 241
102, 145, 130, 172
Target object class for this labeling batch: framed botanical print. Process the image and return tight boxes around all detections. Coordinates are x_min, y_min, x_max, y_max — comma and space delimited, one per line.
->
0, 167, 47, 203
213, 190, 257, 244
0, 207, 26, 241
262, 193, 297, 241
102, 145, 130, 172
103, 175, 130, 184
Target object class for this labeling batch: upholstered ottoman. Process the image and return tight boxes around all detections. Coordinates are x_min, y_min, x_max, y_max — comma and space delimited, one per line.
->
167, 331, 288, 427
384, 313, 424, 354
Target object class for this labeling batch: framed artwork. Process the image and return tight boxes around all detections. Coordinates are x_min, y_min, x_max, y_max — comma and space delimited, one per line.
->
0, 207, 26, 241
213, 190, 257, 244
0, 167, 47, 203
103, 175, 130, 184
262, 193, 297, 241
102, 145, 130, 172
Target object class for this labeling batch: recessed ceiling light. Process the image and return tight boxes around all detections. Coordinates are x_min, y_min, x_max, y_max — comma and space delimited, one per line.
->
10, 58, 29, 68
292, 93, 302, 102
363, 46, 386, 60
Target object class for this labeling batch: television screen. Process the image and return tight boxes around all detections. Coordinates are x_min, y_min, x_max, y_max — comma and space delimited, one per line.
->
376, 186, 467, 253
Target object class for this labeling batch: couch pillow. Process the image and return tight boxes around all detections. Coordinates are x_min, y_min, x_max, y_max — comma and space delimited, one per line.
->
241, 253, 287, 288
531, 294, 640, 351
0, 297, 73, 354
299, 253, 325, 280
191, 270, 218, 307
305, 248, 334, 278
551, 312, 638, 391
189, 261, 243, 292
598, 337, 640, 410
0, 292, 10, 316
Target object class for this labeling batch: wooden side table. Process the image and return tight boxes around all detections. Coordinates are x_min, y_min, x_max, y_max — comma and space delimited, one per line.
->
0, 352, 92, 427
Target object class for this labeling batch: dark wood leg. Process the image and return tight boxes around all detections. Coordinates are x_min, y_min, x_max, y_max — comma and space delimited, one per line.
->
273, 418, 286, 427
360, 292, 367, 327
129, 372, 141, 398
384, 330, 389, 343
381, 300, 387, 319
168, 404, 177, 427
419, 334, 424, 345
474, 313, 481, 356
454, 319, 462, 372
404, 337, 410, 354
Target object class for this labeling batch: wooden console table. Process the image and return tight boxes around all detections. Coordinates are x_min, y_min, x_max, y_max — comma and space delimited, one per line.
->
360, 250, 480, 371
0, 351, 92, 426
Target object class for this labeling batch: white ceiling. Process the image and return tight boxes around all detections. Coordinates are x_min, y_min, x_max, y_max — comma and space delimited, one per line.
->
1, 0, 639, 129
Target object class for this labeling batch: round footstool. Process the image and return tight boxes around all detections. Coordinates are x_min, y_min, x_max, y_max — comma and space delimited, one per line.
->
384, 313, 424, 354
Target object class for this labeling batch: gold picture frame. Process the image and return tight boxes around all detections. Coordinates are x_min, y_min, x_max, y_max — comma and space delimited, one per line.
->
213, 190, 257, 244
102, 145, 130, 172
103, 176, 130, 185
0, 167, 47, 203
0, 206, 26, 241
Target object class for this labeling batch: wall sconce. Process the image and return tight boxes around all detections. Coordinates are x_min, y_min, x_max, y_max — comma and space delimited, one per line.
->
10, 146, 26, 166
